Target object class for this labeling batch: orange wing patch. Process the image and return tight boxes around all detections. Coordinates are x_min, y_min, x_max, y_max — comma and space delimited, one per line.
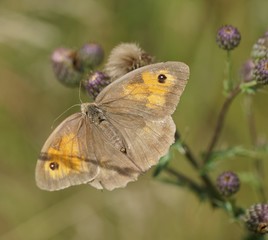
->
123, 70, 176, 109
43, 133, 85, 179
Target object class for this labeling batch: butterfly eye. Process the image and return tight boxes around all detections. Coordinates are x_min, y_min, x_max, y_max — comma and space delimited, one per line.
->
49, 162, 59, 170
158, 74, 167, 83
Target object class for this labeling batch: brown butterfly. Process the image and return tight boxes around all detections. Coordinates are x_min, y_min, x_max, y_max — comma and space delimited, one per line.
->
35, 61, 190, 191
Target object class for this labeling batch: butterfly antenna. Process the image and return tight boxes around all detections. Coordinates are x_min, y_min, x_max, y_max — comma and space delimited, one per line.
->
51, 104, 80, 129
51, 80, 86, 129
79, 80, 83, 104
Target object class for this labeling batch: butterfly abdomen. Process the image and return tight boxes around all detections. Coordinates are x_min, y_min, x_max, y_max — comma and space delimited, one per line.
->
96, 120, 127, 153
83, 103, 127, 154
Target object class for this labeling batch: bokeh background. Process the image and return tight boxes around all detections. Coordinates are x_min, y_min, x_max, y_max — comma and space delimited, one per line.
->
0, 0, 268, 239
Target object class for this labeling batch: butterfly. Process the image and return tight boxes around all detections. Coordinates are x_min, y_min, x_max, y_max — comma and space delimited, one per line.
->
35, 61, 189, 191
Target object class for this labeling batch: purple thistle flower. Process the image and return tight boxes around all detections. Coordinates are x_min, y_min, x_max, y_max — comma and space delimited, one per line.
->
251, 31, 268, 60
83, 71, 111, 99
241, 59, 255, 82
51, 48, 83, 87
244, 203, 268, 234
216, 25, 241, 51
76, 43, 104, 70
254, 58, 268, 85
216, 171, 240, 197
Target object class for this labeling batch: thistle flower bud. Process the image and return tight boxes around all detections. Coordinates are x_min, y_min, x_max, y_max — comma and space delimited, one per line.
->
76, 43, 104, 70
83, 71, 111, 99
216, 25, 241, 51
251, 31, 268, 61
216, 171, 240, 197
51, 48, 83, 87
253, 58, 268, 85
244, 203, 268, 234
104, 43, 153, 80
241, 59, 255, 82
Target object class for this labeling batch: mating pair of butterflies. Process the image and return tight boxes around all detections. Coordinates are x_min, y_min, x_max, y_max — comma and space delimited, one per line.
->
35, 61, 190, 191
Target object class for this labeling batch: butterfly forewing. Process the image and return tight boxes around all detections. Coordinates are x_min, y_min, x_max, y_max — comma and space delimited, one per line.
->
95, 61, 189, 119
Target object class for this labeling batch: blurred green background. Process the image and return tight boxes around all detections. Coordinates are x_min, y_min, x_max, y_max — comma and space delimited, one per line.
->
0, 0, 268, 239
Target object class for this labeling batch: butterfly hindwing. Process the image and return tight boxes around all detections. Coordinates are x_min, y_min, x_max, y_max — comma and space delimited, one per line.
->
36, 113, 99, 191
88, 123, 141, 190
87, 112, 175, 190
106, 112, 176, 172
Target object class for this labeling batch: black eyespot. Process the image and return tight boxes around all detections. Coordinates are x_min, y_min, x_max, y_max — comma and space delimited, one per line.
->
49, 162, 59, 170
158, 74, 167, 83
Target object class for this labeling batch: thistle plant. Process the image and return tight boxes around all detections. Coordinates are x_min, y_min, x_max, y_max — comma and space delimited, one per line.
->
50, 25, 268, 239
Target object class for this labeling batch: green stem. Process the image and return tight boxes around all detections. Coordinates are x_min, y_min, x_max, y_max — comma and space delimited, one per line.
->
176, 138, 224, 205
226, 50, 232, 92
177, 138, 200, 170
204, 84, 241, 163
245, 96, 267, 202
165, 167, 205, 196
